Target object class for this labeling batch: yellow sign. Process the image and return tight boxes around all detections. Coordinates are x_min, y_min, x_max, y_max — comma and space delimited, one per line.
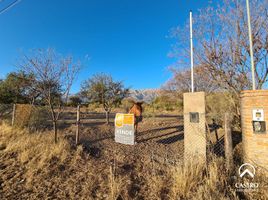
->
115, 113, 134, 127
115, 113, 135, 145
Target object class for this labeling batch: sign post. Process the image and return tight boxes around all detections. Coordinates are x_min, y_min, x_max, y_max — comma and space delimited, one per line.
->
115, 113, 135, 145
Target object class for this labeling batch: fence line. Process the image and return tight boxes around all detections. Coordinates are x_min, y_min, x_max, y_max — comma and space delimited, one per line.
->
1, 103, 242, 168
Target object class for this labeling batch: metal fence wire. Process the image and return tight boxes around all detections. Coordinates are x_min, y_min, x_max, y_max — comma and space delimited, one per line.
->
206, 113, 226, 158
182, 112, 226, 161
0, 103, 229, 165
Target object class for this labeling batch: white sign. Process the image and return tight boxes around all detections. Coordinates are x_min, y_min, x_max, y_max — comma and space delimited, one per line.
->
252, 109, 264, 121
114, 113, 135, 145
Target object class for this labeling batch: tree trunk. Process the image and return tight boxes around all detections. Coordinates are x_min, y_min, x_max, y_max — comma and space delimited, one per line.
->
53, 120, 58, 143
105, 111, 110, 124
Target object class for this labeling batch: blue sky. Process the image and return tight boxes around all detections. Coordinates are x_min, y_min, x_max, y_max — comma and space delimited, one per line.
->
0, 0, 211, 93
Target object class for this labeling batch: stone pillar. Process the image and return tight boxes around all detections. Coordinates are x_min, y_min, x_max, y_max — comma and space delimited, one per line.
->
183, 92, 206, 162
240, 90, 268, 170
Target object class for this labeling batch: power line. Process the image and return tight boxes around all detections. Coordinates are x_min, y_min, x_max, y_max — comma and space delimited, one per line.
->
0, 0, 21, 15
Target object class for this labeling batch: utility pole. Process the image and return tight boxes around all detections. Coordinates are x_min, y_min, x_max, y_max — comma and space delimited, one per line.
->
246, 0, 256, 90
190, 10, 194, 93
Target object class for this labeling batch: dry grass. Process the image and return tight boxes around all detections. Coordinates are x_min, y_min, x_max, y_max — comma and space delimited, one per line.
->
0, 123, 267, 199
0, 123, 94, 199
1, 123, 69, 171
108, 165, 129, 200
168, 158, 237, 200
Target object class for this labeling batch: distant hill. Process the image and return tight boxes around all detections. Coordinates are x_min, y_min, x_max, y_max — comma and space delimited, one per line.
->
128, 89, 161, 103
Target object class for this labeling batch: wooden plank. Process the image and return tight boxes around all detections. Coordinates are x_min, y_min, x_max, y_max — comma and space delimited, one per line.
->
224, 112, 234, 171
76, 105, 80, 145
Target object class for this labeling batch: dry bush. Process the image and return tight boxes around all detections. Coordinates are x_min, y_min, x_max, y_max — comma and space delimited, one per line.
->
120, 99, 133, 113
138, 169, 170, 200
143, 96, 183, 118
168, 157, 239, 200
27, 106, 51, 130
14, 104, 33, 127
206, 93, 234, 123
13, 104, 50, 130
87, 102, 102, 112
108, 165, 129, 200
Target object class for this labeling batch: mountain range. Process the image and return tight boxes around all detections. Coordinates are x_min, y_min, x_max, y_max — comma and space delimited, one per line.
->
128, 89, 161, 103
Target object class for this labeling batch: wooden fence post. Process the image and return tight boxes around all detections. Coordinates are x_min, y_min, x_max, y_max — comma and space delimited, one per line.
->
11, 104, 16, 126
76, 105, 80, 145
224, 112, 234, 171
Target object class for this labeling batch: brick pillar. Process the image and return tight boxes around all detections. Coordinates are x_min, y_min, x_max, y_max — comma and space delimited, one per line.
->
240, 90, 268, 171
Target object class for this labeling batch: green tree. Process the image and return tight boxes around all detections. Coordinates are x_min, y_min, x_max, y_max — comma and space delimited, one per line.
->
0, 71, 36, 104
68, 95, 82, 107
81, 73, 129, 124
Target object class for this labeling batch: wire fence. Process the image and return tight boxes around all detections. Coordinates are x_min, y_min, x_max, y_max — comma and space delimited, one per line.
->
0, 103, 238, 167
1, 103, 268, 200
6, 103, 268, 200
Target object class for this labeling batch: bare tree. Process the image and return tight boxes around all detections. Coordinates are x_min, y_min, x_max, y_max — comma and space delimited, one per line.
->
169, 0, 268, 118
164, 64, 218, 93
19, 48, 80, 143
